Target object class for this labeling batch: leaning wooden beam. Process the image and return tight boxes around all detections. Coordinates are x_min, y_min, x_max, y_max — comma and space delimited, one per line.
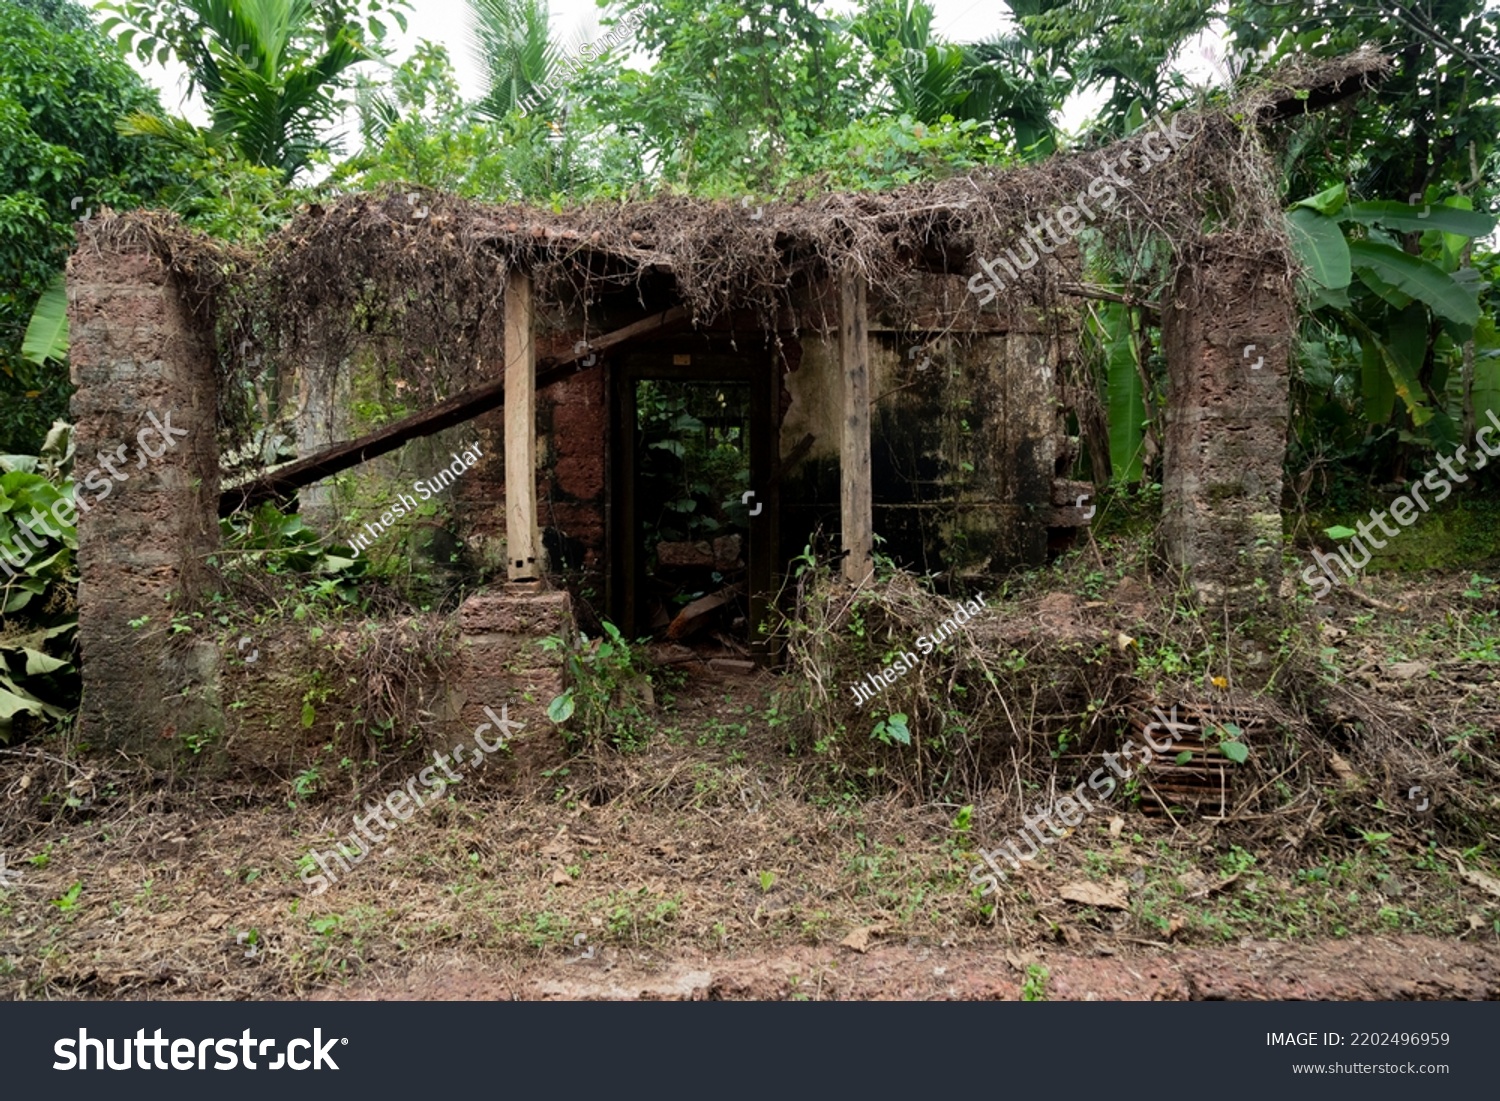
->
218, 305, 691, 516
536, 304, 690, 370
504, 269, 543, 580
1057, 282, 1161, 317
838, 266, 874, 584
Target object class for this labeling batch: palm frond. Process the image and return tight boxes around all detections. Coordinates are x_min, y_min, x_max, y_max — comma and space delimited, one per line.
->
465, 0, 560, 120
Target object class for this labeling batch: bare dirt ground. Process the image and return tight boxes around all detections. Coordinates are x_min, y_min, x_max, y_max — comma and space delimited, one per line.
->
312, 934, 1500, 1001
4, 567, 1500, 1001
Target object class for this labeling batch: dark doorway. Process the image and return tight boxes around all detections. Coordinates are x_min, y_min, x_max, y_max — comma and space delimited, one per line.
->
611, 350, 776, 654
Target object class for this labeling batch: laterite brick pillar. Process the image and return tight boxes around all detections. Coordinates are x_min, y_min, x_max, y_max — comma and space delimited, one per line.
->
68, 225, 222, 753
455, 586, 572, 781
1161, 235, 1296, 605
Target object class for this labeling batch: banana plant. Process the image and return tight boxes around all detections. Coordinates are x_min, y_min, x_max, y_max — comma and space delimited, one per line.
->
1087, 299, 1147, 483
1286, 183, 1497, 451
19, 272, 68, 366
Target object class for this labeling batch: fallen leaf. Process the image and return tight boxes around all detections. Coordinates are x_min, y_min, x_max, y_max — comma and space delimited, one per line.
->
204, 914, 229, 931
1448, 852, 1500, 901
549, 865, 572, 886
1167, 917, 1186, 938
840, 925, 885, 953
1059, 879, 1129, 910
1108, 816, 1124, 839
1328, 752, 1360, 787
1004, 950, 1038, 972
1176, 869, 1209, 894
1386, 661, 1430, 681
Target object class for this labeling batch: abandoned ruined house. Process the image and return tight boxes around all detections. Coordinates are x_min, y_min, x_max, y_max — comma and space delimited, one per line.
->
63, 53, 1384, 766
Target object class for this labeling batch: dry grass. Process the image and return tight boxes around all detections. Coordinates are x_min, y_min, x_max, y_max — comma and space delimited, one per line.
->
4, 539, 1498, 1000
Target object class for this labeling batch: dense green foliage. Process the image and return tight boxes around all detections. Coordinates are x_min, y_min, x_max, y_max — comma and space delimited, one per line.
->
98, 0, 411, 179
0, 422, 80, 739
0, 0, 180, 454
1231, 0, 1500, 476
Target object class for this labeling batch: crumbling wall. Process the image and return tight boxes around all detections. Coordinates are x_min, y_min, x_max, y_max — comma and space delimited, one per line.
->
777, 274, 1066, 577
281, 303, 610, 590
1160, 235, 1295, 601
68, 240, 222, 754
535, 368, 607, 575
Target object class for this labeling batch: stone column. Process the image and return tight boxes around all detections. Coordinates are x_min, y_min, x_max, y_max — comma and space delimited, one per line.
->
455, 587, 571, 784
68, 229, 222, 754
1160, 236, 1295, 603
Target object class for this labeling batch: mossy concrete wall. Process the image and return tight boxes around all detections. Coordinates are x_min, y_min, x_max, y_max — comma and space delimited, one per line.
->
778, 274, 1064, 578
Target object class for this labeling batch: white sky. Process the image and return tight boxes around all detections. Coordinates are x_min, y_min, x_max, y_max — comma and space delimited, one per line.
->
129, 1, 1225, 147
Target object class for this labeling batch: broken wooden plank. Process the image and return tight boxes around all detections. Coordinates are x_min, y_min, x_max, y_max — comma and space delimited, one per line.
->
838, 266, 873, 583
219, 305, 691, 516
505, 269, 544, 580
666, 586, 740, 641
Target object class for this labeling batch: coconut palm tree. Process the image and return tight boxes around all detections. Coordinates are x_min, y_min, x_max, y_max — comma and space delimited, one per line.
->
466, 0, 561, 122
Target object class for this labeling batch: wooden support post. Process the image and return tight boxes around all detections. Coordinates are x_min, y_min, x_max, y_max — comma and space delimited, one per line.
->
505, 269, 545, 581
839, 267, 873, 583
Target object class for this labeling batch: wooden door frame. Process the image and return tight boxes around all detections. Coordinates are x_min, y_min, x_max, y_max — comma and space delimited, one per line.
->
610, 350, 778, 656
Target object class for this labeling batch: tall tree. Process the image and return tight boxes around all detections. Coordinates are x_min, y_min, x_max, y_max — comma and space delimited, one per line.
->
593, 0, 869, 188
0, 0, 180, 453
849, 0, 971, 122
98, 0, 410, 180
1020, 0, 1216, 134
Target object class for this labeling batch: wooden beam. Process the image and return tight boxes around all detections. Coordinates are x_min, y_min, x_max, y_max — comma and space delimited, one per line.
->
538, 305, 690, 369
218, 306, 690, 516
838, 267, 873, 584
504, 269, 544, 580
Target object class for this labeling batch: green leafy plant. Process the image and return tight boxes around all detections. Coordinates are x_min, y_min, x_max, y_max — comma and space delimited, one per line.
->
1210, 722, 1249, 764
540, 621, 655, 751
1286, 185, 1497, 454
0, 424, 81, 739
50, 881, 83, 914
291, 766, 321, 804
308, 914, 341, 936
219, 502, 364, 585
180, 727, 217, 755
871, 712, 911, 747
1021, 963, 1049, 1002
